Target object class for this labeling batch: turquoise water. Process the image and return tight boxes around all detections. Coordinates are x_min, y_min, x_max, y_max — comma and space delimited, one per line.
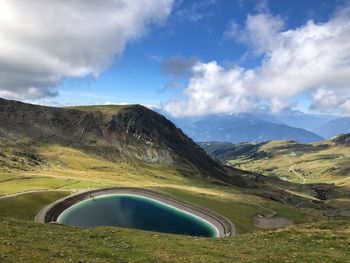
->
57, 194, 219, 237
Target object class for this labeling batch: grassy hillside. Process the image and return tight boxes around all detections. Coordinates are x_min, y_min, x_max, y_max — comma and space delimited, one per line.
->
233, 141, 349, 187
0, 217, 349, 262
66, 104, 131, 116
200, 136, 350, 214
0, 191, 70, 221
202, 137, 350, 187
0, 138, 44, 171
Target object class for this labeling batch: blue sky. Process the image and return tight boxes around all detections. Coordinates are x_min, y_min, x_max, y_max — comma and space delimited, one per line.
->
1, 0, 350, 116
53, 0, 343, 105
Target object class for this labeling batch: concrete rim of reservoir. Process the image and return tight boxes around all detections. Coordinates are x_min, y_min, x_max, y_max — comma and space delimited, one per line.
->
35, 187, 236, 238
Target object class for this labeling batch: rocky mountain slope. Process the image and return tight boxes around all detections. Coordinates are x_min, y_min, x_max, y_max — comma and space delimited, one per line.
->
0, 98, 239, 186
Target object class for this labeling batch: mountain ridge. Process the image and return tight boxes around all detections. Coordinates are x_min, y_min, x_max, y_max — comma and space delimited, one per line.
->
0, 98, 245, 187
315, 117, 350, 138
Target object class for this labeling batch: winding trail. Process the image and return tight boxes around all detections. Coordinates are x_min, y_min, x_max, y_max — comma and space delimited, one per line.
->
289, 154, 306, 184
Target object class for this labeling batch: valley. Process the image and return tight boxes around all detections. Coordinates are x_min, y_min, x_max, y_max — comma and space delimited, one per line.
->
0, 99, 349, 262
200, 135, 350, 210
200, 135, 350, 187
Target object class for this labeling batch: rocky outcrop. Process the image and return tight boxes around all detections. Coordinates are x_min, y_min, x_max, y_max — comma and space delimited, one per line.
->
331, 133, 350, 146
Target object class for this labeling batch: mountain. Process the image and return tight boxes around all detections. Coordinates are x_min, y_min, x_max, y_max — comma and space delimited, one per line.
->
253, 108, 337, 132
0, 98, 245, 187
168, 114, 324, 144
315, 117, 350, 138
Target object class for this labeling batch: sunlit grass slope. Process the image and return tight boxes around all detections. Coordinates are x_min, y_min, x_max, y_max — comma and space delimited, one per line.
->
0, 217, 349, 262
66, 105, 131, 116
225, 140, 350, 187
0, 191, 70, 221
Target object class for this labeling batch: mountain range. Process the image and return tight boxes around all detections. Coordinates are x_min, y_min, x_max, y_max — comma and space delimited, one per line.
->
315, 117, 350, 138
164, 109, 350, 143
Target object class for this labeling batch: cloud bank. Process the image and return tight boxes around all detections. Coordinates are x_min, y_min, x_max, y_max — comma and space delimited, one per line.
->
165, 5, 350, 116
0, 0, 173, 100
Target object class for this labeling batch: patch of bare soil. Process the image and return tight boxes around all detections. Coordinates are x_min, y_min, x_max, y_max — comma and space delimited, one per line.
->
253, 213, 294, 228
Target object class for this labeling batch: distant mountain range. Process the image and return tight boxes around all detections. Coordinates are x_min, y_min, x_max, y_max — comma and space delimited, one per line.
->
252, 109, 335, 131
165, 112, 323, 144
162, 109, 350, 143
315, 117, 350, 138
254, 109, 350, 139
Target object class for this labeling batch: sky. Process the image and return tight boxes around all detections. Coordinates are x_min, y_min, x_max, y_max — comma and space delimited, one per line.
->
0, 0, 350, 117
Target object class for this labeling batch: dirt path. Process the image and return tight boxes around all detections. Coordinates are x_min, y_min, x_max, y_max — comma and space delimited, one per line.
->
289, 155, 306, 184
0, 189, 71, 200
253, 214, 294, 228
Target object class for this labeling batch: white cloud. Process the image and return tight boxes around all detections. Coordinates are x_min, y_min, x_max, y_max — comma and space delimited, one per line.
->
225, 13, 284, 55
341, 100, 350, 115
0, 0, 174, 100
165, 5, 350, 117
310, 88, 339, 112
163, 61, 256, 116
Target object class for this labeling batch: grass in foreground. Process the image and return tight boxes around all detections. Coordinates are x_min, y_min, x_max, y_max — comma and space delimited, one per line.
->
0, 217, 349, 262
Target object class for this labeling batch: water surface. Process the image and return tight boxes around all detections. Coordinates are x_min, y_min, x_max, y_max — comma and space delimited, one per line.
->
57, 194, 219, 237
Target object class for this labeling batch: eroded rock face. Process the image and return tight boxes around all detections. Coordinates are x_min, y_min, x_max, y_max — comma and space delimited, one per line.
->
0, 98, 103, 144
0, 138, 44, 171
107, 105, 221, 167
